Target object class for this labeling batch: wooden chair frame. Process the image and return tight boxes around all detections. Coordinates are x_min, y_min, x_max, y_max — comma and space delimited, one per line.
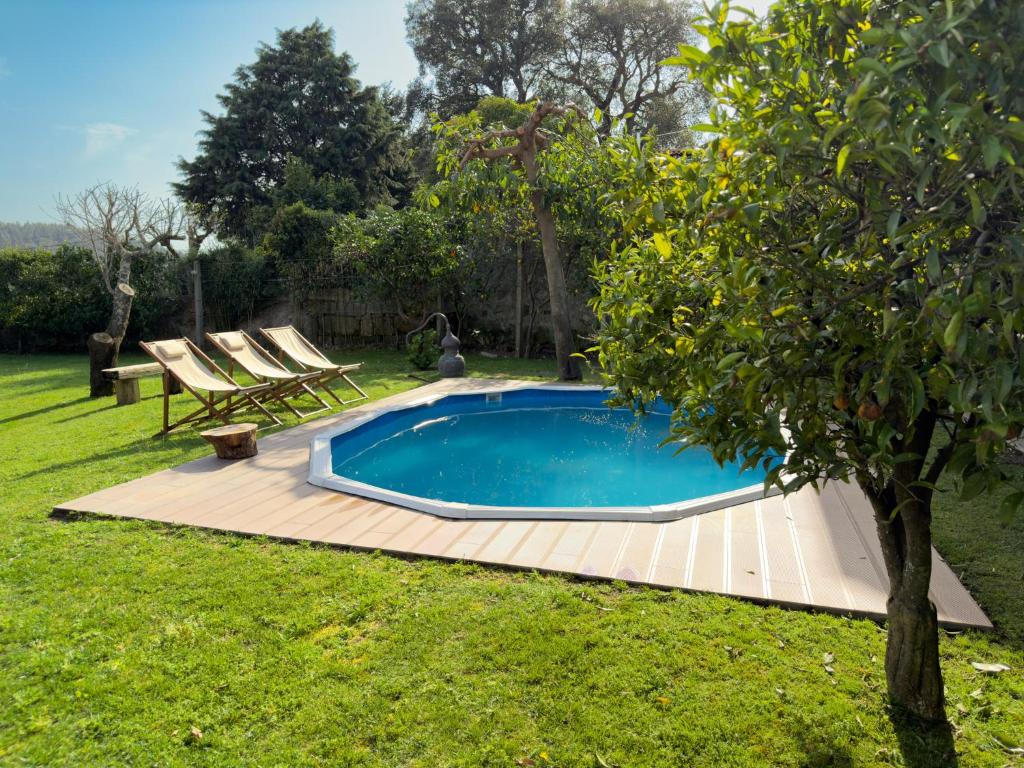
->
140, 338, 281, 437
259, 325, 368, 407
205, 330, 332, 420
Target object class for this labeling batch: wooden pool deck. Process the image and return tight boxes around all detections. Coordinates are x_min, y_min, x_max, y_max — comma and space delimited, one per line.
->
54, 379, 991, 629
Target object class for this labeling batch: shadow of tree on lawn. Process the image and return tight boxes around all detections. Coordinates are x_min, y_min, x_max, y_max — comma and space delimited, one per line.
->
891, 710, 958, 768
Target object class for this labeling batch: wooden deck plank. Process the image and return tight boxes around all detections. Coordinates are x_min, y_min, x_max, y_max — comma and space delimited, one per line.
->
611, 522, 662, 582
786, 493, 854, 611
649, 517, 694, 588
688, 508, 726, 592
729, 502, 764, 599
52, 378, 991, 629
543, 521, 600, 573
507, 521, 569, 569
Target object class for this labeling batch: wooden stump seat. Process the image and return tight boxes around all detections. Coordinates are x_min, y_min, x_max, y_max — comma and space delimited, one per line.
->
200, 423, 258, 459
102, 363, 180, 406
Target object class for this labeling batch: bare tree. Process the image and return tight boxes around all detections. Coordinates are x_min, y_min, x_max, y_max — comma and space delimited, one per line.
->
460, 102, 584, 380
56, 184, 185, 396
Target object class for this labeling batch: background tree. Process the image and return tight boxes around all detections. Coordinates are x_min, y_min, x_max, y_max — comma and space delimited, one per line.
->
0, 244, 185, 354
57, 184, 184, 396
552, 0, 706, 138
176, 22, 411, 243
0, 222, 81, 249
593, 0, 1024, 724
436, 101, 599, 380
406, 0, 706, 143
405, 0, 564, 118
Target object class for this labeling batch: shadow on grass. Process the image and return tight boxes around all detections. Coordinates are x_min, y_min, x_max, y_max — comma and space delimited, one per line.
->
891, 711, 959, 768
0, 395, 93, 426
15, 433, 207, 482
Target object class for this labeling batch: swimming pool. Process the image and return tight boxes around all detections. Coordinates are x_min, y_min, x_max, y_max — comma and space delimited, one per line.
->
307, 386, 779, 521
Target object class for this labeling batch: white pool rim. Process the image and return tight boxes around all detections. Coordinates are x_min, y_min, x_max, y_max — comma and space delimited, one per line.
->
307, 384, 784, 522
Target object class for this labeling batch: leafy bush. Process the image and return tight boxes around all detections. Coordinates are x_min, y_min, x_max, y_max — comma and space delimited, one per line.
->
199, 243, 277, 331
259, 202, 341, 296
0, 245, 185, 352
332, 206, 464, 320
406, 328, 438, 370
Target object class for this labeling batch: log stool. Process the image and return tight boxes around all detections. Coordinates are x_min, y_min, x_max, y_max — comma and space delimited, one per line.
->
103, 362, 181, 405
200, 423, 258, 459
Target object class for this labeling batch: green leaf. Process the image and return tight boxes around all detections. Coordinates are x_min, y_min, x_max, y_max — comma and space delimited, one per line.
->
667, 44, 708, 64
716, 351, 746, 371
928, 39, 952, 67
999, 491, 1024, 522
982, 136, 1002, 171
965, 185, 986, 227
943, 310, 964, 352
836, 144, 852, 177
428, 193, 441, 208
960, 471, 989, 502
855, 58, 889, 78
652, 232, 672, 258
886, 211, 900, 241
926, 248, 941, 282
909, 371, 926, 418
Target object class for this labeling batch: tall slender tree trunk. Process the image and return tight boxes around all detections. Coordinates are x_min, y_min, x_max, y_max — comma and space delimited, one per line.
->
860, 411, 946, 722
192, 257, 204, 346
522, 148, 580, 380
515, 240, 524, 358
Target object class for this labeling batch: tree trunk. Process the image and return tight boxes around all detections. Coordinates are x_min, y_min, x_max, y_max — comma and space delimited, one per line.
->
87, 332, 116, 397
88, 278, 136, 397
522, 150, 580, 381
192, 257, 204, 346
515, 240, 524, 358
860, 411, 946, 723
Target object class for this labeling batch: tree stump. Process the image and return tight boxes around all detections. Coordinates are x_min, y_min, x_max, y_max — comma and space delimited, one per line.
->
200, 423, 258, 460
87, 332, 117, 397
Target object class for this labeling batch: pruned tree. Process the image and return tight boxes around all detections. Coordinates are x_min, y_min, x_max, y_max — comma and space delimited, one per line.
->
437, 101, 590, 380
553, 0, 705, 137
57, 184, 184, 396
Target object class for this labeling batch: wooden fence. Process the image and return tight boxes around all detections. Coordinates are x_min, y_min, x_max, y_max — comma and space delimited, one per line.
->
306, 287, 412, 349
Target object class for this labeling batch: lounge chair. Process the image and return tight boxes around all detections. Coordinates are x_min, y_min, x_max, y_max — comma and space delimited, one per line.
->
206, 330, 331, 419
140, 338, 281, 436
259, 325, 367, 407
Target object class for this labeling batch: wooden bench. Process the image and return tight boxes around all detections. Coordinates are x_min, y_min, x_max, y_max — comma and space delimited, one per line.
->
102, 363, 180, 405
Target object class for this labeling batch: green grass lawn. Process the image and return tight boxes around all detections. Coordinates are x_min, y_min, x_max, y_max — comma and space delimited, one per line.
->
1, 351, 1022, 767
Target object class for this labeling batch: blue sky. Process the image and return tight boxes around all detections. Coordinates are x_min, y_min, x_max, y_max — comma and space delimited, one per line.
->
0, 0, 419, 222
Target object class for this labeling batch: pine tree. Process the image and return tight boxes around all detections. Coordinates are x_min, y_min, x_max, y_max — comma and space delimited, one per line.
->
176, 22, 411, 243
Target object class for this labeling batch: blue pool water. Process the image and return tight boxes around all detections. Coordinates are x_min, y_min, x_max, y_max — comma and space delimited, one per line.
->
329, 389, 768, 509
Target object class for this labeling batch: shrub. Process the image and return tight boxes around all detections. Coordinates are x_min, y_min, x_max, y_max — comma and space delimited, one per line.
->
199, 243, 277, 330
0, 245, 184, 352
332, 206, 464, 321
406, 328, 439, 370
